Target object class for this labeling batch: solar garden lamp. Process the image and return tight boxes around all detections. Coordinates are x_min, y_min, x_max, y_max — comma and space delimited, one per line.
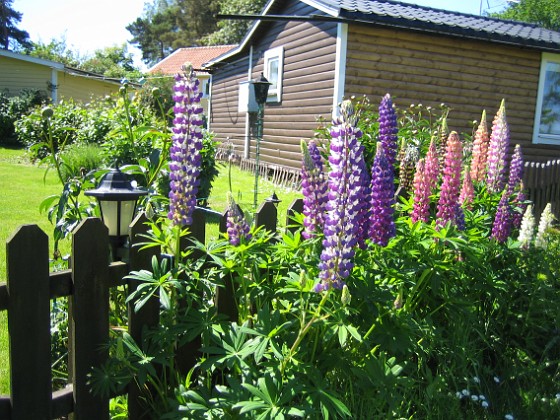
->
251, 73, 271, 208
85, 167, 147, 260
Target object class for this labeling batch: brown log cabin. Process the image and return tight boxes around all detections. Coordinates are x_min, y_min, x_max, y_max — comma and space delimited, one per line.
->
204, 0, 560, 170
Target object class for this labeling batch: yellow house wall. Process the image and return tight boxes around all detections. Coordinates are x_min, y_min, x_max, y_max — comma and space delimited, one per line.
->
0, 55, 53, 97
57, 72, 119, 102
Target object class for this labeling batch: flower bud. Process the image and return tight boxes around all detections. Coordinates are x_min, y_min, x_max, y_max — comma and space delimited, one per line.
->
341, 284, 351, 306
41, 106, 54, 119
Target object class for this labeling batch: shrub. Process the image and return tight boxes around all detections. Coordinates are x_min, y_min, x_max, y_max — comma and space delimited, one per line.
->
0, 89, 49, 145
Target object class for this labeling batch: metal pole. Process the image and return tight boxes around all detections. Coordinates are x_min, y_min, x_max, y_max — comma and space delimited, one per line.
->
253, 103, 264, 208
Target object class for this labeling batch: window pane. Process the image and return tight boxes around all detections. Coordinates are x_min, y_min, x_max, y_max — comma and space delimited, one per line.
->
268, 57, 279, 92
539, 61, 560, 135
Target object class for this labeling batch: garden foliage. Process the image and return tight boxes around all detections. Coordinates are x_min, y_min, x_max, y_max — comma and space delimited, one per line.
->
87, 77, 559, 420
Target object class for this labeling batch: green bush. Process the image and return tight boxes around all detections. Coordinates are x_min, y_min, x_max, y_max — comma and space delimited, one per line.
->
0, 89, 49, 145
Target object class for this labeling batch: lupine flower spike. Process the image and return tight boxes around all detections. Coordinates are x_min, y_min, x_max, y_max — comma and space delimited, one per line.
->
486, 99, 510, 194
168, 64, 204, 226
470, 110, 490, 183
436, 132, 463, 228
226, 192, 252, 246
535, 203, 555, 249
378, 93, 398, 168
507, 144, 523, 195
369, 143, 396, 246
459, 166, 475, 209
398, 144, 420, 195
518, 204, 535, 249
424, 138, 440, 192
317, 100, 366, 292
491, 191, 512, 243
512, 184, 527, 229
301, 140, 328, 239
411, 158, 430, 223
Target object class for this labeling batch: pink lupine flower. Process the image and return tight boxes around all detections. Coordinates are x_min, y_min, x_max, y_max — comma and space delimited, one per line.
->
486, 99, 510, 194
301, 140, 328, 239
470, 110, 490, 183
412, 158, 430, 223
459, 166, 475, 209
425, 138, 440, 192
436, 132, 463, 228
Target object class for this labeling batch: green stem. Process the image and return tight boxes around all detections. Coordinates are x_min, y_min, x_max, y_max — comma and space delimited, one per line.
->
281, 289, 331, 375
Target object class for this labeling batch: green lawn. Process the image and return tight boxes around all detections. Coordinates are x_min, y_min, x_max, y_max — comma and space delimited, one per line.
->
0, 147, 302, 395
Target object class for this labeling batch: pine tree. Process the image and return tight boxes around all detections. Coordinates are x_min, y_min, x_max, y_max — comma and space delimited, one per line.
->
0, 0, 31, 50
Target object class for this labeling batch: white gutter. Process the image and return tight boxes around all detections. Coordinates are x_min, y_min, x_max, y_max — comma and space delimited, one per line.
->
332, 22, 348, 119
244, 45, 254, 159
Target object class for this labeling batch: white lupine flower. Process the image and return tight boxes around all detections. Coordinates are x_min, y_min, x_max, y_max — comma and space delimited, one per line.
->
482, 401, 489, 408
471, 395, 479, 402
535, 203, 555, 249
517, 204, 535, 249
494, 376, 501, 383
473, 376, 480, 384
505, 414, 514, 420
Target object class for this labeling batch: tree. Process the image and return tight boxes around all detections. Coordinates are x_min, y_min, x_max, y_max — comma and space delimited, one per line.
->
26, 37, 82, 67
127, 0, 219, 66
81, 45, 141, 79
203, 0, 267, 45
489, 0, 560, 31
0, 0, 31, 50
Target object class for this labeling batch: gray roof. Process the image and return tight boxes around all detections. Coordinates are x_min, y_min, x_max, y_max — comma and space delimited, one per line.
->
315, 0, 560, 51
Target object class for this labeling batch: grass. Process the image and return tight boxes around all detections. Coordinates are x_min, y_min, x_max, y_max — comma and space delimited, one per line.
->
0, 147, 302, 395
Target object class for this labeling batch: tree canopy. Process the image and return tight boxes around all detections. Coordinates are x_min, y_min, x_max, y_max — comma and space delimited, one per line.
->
127, 0, 266, 66
489, 0, 560, 31
0, 0, 31, 50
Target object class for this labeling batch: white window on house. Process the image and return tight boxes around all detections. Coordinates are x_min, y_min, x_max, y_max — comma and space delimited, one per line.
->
533, 53, 560, 145
263, 46, 284, 103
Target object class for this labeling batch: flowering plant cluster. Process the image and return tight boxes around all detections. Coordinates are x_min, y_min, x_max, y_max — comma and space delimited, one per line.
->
91, 83, 559, 420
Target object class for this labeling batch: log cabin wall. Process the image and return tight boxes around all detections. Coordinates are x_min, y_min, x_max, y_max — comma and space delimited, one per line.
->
210, 0, 338, 170
345, 24, 560, 162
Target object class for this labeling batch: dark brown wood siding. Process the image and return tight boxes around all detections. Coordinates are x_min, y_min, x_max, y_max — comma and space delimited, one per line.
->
209, 0, 338, 169
345, 24, 560, 162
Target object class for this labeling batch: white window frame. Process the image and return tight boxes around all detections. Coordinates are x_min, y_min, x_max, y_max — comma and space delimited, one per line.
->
263, 46, 284, 103
533, 52, 560, 145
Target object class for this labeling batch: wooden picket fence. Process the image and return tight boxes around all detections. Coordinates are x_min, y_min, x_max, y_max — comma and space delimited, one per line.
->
0, 198, 304, 420
523, 159, 560, 220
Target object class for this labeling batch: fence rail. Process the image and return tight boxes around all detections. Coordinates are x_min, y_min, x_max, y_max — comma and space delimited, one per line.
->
0, 198, 303, 419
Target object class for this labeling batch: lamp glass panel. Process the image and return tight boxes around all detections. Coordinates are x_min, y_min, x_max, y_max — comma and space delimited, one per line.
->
119, 200, 136, 236
99, 200, 136, 237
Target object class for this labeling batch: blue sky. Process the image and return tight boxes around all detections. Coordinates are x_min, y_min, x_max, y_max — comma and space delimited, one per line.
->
12, 0, 510, 68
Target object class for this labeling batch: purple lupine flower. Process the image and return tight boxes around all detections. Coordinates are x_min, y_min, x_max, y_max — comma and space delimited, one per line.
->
226, 192, 252, 246
378, 93, 398, 167
369, 143, 396, 246
355, 147, 371, 249
168, 65, 204, 226
486, 99, 510, 194
512, 188, 527, 229
316, 101, 366, 292
436, 132, 463, 228
412, 159, 430, 223
459, 166, 475, 209
470, 110, 490, 183
491, 191, 512, 242
455, 202, 466, 231
425, 138, 440, 192
301, 140, 328, 239
506, 144, 523, 195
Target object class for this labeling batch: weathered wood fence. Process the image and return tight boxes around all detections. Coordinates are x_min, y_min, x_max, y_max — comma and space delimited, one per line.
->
523, 159, 560, 220
0, 198, 304, 420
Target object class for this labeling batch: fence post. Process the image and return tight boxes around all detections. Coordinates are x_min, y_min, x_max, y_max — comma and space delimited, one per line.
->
286, 198, 304, 234
69, 218, 110, 420
127, 212, 160, 420
215, 209, 238, 321
175, 208, 205, 374
7, 224, 51, 419
255, 200, 277, 232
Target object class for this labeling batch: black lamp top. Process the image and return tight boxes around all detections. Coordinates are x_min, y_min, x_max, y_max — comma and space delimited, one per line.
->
84, 168, 148, 201
252, 73, 271, 105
